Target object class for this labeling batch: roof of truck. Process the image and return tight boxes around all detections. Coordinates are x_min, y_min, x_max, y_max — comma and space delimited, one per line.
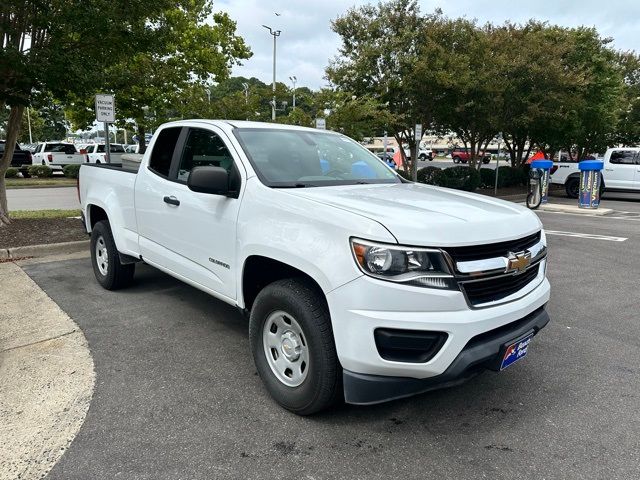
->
159, 119, 340, 135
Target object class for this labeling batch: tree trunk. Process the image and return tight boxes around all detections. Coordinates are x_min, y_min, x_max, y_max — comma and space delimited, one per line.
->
0, 105, 26, 225
137, 125, 147, 155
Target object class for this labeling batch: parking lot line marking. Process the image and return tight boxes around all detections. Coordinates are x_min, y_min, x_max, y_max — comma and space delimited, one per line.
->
545, 230, 628, 242
535, 210, 640, 222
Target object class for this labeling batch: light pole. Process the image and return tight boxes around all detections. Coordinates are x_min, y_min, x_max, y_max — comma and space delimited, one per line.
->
242, 82, 249, 120
263, 25, 281, 121
26, 107, 33, 144
289, 76, 297, 110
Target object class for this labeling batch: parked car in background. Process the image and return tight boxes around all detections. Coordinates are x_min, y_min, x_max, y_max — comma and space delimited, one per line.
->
79, 119, 550, 415
418, 148, 433, 161
32, 142, 84, 171
550, 147, 640, 198
1, 141, 33, 176
124, 144, 140, 154
83, 143, 126, 164
451, 148, 491, 164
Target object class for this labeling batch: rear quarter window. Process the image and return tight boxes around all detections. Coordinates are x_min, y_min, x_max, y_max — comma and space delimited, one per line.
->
149, 127, 182, 177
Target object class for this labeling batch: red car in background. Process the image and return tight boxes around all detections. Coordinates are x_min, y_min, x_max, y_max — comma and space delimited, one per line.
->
451, 148, 491, 164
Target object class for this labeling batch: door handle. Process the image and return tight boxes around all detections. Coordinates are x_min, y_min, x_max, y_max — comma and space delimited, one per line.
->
163, 195, 180, 206
605, 168, 614, 171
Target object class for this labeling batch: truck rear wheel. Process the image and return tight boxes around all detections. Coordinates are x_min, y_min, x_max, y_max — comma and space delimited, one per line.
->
249, 278, 342, 415
565, 178, 579, 199
90, 220, 135, 290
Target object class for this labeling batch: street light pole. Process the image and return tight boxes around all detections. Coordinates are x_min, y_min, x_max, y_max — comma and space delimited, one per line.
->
289, 76, 297, 110
263, 25, 281, 121
242, 82, 249, 121
26, 107, 33, 144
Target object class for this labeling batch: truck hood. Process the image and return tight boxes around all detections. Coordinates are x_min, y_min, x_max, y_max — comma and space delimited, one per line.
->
284, 183, 541, 246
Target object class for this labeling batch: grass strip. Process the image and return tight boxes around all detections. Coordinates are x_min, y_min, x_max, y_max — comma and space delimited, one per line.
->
10, 209, 82, 219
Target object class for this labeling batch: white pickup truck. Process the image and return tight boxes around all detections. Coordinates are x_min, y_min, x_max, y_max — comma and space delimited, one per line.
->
82, 143, 126, 164
79, 120, 550, 415
32, 142, 84, 171
550, 147, 640, 198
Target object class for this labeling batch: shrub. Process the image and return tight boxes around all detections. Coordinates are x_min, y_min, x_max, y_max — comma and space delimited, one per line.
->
495, 166, 530, 188
396, 169, 412, 180
63, 164, 81, 179
28, 165, 54, 178
479, 168, 495, 188
416, 166, 441, 185
432, 166, 480, 192
4, 167, 19, 178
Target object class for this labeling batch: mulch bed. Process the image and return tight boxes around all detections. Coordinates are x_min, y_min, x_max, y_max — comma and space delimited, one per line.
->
0, 218, 87, 249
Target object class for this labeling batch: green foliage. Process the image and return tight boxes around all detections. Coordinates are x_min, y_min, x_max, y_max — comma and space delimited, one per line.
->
479, 168, 496, 189
431, 166, 480, 192
63, 164, 81, 179
65, 1, 252, 152
4, 168, 18, 178
396, 169, 412, 180
416, 166, 441, 184
27, 165, 53, 178
328, 0, 429, 177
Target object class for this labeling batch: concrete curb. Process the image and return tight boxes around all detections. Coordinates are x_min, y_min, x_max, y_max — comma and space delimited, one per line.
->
0, 240, 89, 260
538, 203, 613, 216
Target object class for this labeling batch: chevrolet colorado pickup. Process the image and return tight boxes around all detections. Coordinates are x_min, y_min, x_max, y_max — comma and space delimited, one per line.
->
550, 147, 640, 198
79, 120, 551, 415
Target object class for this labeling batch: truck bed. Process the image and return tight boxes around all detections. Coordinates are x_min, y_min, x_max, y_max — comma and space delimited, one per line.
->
79, 163, 140, 257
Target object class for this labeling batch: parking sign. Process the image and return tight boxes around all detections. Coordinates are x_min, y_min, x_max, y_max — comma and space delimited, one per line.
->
95, 94, 116, 123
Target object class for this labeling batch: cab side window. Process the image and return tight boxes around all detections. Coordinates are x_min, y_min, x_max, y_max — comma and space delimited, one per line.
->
149, 127, 182, 177
609, 150, 636, 165
176, 128, 235, 183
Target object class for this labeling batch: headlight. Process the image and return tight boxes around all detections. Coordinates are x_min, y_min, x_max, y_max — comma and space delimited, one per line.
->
350, 238, 456, 289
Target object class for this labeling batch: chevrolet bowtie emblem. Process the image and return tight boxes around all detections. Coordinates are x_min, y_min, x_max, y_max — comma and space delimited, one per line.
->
506, 251, 531, 274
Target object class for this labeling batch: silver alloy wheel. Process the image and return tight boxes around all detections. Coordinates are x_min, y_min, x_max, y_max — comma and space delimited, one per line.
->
95, 235, 109, 276
262, 310, 309, 387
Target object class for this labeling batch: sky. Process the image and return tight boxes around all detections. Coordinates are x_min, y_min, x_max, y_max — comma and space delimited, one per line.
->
217, 0, 639, 90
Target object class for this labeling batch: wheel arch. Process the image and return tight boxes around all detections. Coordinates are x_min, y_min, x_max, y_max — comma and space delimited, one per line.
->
241, 255, 326, 312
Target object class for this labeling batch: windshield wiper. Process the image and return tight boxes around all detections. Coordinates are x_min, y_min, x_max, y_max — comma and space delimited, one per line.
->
273, 183, 319, 188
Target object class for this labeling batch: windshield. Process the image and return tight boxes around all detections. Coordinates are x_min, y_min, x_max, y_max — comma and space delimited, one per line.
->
46, 143, 77, 154
234, 128, 400, 187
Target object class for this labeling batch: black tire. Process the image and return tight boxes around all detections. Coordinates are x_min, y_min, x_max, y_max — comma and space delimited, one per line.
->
419, 154, 427, 161
249, 278, 342, 415
90, 220, 135, 290
20, 169, 31, 178
565, 177, 579, 199
483, 157, 490, 164
453, 156, 460, 164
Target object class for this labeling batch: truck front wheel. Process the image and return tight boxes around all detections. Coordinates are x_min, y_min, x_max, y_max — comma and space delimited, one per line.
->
90, 220, 135, 290
249, 278, 342, 415
565, 178, 579, 199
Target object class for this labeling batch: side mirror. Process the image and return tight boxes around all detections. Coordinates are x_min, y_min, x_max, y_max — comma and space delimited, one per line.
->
187, 166, 229, 195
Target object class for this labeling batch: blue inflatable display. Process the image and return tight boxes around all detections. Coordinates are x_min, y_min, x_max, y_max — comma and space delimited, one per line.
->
578, 160, 604, 209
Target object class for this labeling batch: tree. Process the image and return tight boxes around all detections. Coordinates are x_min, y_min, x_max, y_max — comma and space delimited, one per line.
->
328, 0, 429, 179
413, 18, 500, 170
66, 2, 251, 154
0, 0, 186, 224
613, 51, 640, 146
312, 89, 393, 141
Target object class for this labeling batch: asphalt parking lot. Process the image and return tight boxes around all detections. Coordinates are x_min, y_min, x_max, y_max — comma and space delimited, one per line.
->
22, 195, 640, 480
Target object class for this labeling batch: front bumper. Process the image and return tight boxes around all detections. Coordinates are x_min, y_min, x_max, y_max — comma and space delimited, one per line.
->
326, 264, 550, 403
343, 306, 549, 404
